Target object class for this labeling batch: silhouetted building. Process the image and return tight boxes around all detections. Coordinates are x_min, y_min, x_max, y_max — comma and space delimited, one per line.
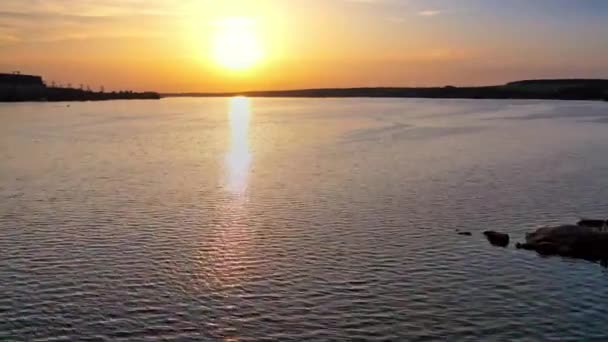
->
0, 73, 45, 87
0, 72, 46, 101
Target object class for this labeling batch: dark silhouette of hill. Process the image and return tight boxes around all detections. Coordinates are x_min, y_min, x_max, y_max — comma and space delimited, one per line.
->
165, 79, 608, 101
0, 73, 160, 102
3, 73, 606, 102
507, 79, 608, 87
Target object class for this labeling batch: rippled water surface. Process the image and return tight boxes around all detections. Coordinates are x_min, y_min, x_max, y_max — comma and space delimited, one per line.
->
2, 98, 608, 341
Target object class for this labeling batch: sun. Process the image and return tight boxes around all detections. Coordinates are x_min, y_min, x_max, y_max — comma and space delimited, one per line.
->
211, 18, 264, 71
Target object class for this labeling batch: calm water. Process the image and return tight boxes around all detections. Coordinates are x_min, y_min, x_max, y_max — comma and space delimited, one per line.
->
2, 97, 608, 341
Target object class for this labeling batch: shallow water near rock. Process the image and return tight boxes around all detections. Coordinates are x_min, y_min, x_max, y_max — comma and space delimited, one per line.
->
2, 98, 608, 340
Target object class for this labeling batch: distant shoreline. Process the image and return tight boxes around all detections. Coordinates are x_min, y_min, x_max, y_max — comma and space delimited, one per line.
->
0, 88, 161, 103
3, 75, 608, 102
163, 79, 608, 102
0, 73, 160, 102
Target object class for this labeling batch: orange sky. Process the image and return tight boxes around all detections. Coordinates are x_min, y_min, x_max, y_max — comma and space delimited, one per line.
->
1, 0, 607, 92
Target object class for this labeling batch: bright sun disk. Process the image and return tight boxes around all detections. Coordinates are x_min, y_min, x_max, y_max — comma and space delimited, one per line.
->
212, 18, 264, 71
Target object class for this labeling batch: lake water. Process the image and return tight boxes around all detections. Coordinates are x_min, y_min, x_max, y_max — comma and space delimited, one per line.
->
2, 97, 608, 341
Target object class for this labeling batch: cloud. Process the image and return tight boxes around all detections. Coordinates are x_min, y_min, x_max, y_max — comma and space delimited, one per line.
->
0, 0, 185, 44
0, 0, 183, 17
418, 10, 440, 16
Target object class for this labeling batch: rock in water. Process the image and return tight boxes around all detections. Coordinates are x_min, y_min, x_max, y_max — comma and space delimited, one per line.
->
517, 225, 608, 260
483, 231, 510, 247
577, 219, 607, 229
457, 231, 472, 236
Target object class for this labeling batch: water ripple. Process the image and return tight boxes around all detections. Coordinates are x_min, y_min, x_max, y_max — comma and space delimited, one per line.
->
2, 98, 608, 340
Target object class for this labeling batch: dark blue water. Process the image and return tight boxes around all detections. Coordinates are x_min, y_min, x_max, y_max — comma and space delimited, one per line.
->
2, 98, 608, 341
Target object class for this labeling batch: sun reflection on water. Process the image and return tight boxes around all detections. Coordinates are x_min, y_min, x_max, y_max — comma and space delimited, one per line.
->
225, 96, 252, 195
197, 97, 256, 328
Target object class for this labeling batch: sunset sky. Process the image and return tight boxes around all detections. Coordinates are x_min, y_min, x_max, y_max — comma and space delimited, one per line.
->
1, 0, 607, 92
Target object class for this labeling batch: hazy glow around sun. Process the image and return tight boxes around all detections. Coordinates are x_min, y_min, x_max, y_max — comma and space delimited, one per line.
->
211, 17, 264, 71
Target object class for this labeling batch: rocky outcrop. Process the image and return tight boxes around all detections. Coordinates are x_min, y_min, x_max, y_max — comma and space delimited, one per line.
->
577, 219, 607, 229
516, 225, 608, 261
483, 231, 510, 247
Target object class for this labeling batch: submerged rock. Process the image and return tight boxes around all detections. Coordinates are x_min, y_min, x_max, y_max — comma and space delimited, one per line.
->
483, 231, 510, 247
517, 225, 608, 261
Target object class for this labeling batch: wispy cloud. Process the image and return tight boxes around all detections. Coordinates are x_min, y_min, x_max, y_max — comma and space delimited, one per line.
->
418, 10, 440, 17
0, 0, 186, 44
